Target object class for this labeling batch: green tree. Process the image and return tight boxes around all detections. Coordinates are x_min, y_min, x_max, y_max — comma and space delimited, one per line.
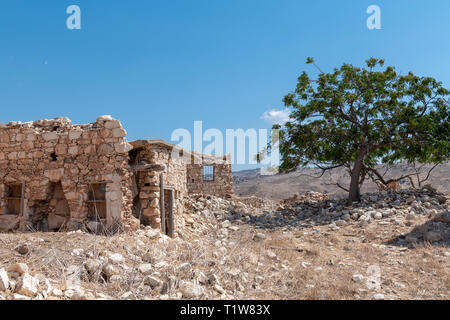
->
274, 58, 449, 204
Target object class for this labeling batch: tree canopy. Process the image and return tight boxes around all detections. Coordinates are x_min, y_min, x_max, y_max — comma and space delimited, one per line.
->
274, 58, 449, 203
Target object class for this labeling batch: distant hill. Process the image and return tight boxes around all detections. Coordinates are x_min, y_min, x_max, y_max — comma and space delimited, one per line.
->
233, 162, 450, 201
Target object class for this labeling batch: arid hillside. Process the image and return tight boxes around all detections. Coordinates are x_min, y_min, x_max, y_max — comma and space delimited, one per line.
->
233, 162, 450, 201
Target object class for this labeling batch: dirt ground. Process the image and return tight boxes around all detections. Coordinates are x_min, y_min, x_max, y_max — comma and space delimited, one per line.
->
0, 204, 448, 300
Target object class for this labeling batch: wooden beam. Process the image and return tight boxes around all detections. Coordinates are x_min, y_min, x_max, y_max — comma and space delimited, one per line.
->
20, 181, 25, 216
132, 164, 166, 172
168, 190, 174, 238
160, 173, 165, 235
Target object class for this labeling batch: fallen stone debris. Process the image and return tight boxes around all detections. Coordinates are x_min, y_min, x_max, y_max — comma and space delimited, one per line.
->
0, 184, 448, 300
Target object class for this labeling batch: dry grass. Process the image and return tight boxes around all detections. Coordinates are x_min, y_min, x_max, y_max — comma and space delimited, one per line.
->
0, 210, 449, 300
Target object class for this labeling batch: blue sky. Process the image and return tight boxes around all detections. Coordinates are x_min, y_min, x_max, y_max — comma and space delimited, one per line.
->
1, 0, 449, 171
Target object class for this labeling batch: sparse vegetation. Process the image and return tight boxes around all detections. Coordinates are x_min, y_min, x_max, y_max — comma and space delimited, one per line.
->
0, 189, 448, 300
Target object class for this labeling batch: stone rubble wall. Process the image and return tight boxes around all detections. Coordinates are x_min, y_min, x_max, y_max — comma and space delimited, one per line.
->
0, 117, 235, 234
0, 116, 137, 232
186, 156, 234, 198
132, 143, 187, 229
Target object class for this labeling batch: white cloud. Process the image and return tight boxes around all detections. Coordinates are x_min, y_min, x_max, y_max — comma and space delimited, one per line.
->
261, 108, 290, 125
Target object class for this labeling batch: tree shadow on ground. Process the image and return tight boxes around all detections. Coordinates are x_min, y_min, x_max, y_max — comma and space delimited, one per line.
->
386, 215, 450, 248
228, 197, 380, 231
229, 195, 450, 248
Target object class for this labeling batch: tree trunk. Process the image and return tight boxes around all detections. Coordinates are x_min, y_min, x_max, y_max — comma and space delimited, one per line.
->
348, 151, 365, 205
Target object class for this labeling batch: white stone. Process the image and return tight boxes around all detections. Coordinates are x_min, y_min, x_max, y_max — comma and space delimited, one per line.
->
406, 212, 416, 220
144, 276, 163, 289
138, 264, 153, 275
196, 271, 208, 285
221, 220, 231, 228
71, 248, 84, 256
214, 284, 225, 294
179, 281, 204, 299
102, 264, 119, 278
35, 274, 52, 295
108, 253, 125, 264
254, 233, 266, 240
393, 281, 406, 289
373, 293, 385, 300
84, 259, 102, 275
177, 263, 192, 272
13, 293, 31, 300
52, 288, 63, 296
374, 212, 383, 220
0, 268, 9, 291
97, 115, 113, 122
352, 274, 364, 283
154, 261, 169, 269
17, 273, 39, 297
104, 119, 122, 129
120, 291, 135, 300
64, 265, 81, 290
7, 263, 29, 275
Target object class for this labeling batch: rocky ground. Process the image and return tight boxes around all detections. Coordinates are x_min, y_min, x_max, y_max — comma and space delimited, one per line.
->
0, 187, 449, 300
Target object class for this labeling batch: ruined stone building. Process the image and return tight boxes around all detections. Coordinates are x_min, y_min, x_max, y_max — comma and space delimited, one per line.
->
0, 116, 233, 235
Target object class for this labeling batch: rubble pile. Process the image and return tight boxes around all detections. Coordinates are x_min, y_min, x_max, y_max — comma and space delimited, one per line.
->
279, 187, 446, 221
179, 188, 449, 244
0, 225, 252, 300
0, 187, 448, 300
272, 187, 449, 243
178, 194, 279, 238
0, 263, 58, 300
281, 191, 329, 205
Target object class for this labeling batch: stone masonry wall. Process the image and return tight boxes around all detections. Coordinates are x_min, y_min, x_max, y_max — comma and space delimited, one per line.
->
0, 116, 137, 232
130, 141, 187, 230
186, 156, 233, 198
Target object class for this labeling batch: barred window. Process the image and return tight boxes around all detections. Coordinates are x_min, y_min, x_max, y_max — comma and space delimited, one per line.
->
203, 165, 214, 181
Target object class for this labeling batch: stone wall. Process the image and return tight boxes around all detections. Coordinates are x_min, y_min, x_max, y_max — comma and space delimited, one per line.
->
0, 116, 137, 232
129, 141, 187, 231
0, 117, 234, 235
186, 155, 234, 198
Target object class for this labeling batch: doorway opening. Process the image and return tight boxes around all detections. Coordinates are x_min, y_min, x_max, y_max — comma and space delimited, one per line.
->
87, 183, 107, 222
47, 182, 70, 231
4, 184, 23, 215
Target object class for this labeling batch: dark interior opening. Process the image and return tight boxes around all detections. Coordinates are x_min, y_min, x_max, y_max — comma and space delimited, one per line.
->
87, 183, 107, 221
31, 181, 70, 232
128, 147, 143, 165
4, 184, 22, 215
